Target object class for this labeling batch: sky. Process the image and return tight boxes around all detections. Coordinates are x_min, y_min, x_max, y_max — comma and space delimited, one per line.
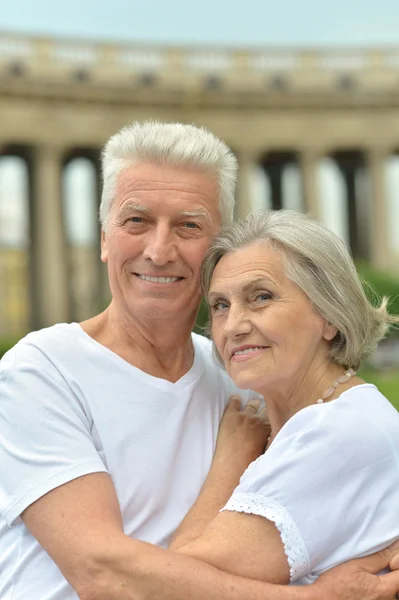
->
0, 0, 399, 47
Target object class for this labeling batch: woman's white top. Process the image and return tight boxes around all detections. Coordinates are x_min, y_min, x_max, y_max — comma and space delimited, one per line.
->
222, 384, 399, 585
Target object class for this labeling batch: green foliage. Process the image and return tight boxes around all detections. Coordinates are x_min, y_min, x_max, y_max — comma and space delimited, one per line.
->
359, 368, 399, 411
194, 298, 210, 335
0, 339, 17, 359
357, 262, 399, 327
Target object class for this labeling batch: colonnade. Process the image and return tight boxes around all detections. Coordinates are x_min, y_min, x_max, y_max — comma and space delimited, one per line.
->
0, 144, 105, 335
0, 141, 395, 337
2, 32, 399, 337
236, 146, 391, 270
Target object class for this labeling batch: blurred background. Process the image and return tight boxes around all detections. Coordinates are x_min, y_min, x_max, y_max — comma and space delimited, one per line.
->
0, 0, 398, 405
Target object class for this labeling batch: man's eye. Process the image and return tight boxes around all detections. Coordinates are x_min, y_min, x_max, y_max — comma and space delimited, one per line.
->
128, 216, 144, 223
254, 292, 273, 302
183, 222, 199, 229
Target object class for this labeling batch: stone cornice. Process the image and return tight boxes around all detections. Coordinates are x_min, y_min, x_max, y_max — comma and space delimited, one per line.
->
1, 32, 399, 107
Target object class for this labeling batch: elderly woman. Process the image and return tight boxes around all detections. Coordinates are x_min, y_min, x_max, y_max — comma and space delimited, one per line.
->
170, 208, 399, 586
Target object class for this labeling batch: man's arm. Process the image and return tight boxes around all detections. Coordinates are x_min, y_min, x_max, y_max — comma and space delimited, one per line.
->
22, 472, 399, 600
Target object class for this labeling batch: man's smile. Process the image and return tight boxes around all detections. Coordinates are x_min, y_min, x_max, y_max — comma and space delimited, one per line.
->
134, 273, 184, 284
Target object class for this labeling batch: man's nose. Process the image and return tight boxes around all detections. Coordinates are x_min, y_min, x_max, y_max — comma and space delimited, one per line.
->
142, 225, 177, 265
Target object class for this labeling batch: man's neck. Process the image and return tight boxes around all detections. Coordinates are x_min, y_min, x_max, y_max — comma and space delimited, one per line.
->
80, 304, 197, 383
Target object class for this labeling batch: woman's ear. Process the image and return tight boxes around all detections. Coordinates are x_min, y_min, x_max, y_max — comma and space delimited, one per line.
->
323, 322, 338, 341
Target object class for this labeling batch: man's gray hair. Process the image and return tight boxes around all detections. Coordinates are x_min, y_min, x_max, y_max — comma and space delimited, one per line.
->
201, 209, 399, 370
100, 120, 237, 230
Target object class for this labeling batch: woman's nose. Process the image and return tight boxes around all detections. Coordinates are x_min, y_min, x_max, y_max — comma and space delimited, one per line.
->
224, 305, 252, 338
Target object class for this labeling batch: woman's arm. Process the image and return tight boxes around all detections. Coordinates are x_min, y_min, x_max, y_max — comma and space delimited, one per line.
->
176, 508, 290, 584
170, 396, 269, 550
21, 466, 399, 600
85, 535, 399, 600
175, 398, 399, 588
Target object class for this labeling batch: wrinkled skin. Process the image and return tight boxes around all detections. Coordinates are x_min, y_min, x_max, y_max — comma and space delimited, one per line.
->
313, 541, 399, 600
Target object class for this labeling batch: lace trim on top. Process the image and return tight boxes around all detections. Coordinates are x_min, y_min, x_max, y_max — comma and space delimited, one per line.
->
221, 492, 310, 582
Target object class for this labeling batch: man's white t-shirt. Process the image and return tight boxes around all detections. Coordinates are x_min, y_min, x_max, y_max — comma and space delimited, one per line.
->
222, 384, 399, 584
0, 323, 252, 600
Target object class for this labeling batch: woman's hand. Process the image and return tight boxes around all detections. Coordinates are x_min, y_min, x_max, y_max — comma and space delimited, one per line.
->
214, 396, 271, 469
169, 396, 270, 551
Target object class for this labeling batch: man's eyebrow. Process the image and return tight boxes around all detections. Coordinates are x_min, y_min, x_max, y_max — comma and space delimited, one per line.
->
118, 202, 150, 215
178, 209, 213, 225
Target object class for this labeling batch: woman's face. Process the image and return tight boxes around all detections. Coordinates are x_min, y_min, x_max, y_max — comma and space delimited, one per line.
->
208, 243, 335, 393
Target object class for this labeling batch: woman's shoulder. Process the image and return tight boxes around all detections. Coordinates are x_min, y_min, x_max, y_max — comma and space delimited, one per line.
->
280, 383, 394, 428
268, 383, 399, 466
239, 384, 399, 496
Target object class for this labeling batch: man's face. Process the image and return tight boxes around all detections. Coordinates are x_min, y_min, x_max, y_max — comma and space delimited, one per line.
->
101, 162, 222, 323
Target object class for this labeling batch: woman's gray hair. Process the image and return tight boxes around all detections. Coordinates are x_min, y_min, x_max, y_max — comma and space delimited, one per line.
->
201, 209, 399, 370
100, 120, 237, 230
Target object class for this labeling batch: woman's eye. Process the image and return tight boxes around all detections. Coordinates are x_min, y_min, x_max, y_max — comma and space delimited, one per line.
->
210, 301, 229, 312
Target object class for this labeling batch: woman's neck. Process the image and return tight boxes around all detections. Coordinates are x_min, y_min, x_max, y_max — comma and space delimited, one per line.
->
261, 363, 363, 444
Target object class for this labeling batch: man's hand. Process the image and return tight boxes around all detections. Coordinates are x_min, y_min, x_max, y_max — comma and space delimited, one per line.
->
312, 541, 399, 600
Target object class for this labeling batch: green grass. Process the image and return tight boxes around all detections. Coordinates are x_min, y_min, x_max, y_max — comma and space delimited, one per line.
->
359, 368, 399, 411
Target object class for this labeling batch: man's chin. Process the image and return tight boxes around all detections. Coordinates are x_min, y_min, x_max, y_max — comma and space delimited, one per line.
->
130, 299, 199, 321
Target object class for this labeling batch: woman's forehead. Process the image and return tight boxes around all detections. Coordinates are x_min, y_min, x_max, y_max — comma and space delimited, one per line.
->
209, 245, 286, 291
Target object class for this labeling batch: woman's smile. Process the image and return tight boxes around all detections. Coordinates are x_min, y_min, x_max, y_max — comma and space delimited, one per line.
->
230, 345, 270, 362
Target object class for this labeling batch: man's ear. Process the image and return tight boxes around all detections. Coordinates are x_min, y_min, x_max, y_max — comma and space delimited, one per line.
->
323, 322, 338, 341
101, 229, 108, 263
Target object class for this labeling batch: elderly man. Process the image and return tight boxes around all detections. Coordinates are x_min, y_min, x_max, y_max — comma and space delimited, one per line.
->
0, 121, 398, 600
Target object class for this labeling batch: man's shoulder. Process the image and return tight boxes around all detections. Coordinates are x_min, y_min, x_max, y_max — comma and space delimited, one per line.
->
1, 323, 80, 369
191, 332, 222, 370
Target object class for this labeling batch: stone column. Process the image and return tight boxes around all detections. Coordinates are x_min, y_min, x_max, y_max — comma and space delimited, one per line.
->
267, 163, 284, 211
300, 150, 321, 220
368, 149, 389, 271
93, 152, 112, 312
333, 152, 363, 259
30, 145, 69, 328
235, 150, 260, 218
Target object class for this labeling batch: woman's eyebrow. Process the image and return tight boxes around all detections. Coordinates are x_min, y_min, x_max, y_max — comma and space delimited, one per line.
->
242, 277, 276, 292
208, 277, 276, 300
207, 291, 225, 302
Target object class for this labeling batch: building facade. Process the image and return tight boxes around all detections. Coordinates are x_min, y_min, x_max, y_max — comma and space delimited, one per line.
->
1, 32, 399, 336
